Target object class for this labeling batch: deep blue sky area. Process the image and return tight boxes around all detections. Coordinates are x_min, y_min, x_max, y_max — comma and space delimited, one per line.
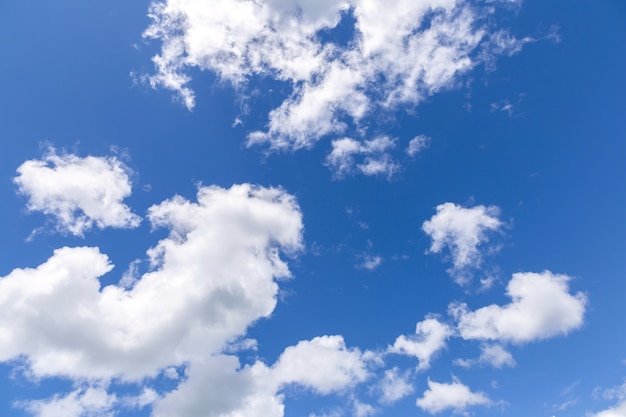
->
0, 1, 625, 417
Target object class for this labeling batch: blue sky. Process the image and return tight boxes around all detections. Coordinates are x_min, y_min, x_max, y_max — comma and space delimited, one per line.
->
1, 1, 625, 416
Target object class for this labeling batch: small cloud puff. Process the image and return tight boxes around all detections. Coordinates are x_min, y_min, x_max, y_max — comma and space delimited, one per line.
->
389, 317, 452, 371
14, 148, 141, 236
416, 377, 492, 414
406, 135, 431, 157
326, 136, 399, 179
422, 202, 503, 284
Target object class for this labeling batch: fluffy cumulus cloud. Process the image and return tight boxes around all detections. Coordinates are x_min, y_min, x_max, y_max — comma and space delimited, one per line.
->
143, 0, 529, 159
450, 271, 587, 343
0, 184, 303, 380
151, 335, 372, 417
416, 377, 491, 414
14, 148, 141, 236
422, 202, 503, 283
389, 317, 452, 371
271, 335, 371, 394
1, 183, 381, 417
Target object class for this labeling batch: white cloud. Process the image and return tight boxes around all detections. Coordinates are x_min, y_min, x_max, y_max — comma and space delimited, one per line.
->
600, 380, 626, 401
1, 182, 381, 416
271, 335, 371, 395
121, 388, 159, 409
422, 202, 503, 284
143, 0, 530, 156
0, 184, 303, 381
358, 254, 383, 271
153, 335, 372, 417
378, 368, 414, 404
18, 386, 117, 417
406, 135, 431, 157
326, 136, 399, 178
152, 355, 282, 417
353, 399, 376, 417
389, 317, 452, 371
14, 148, 141, 236
590, 400, 626, 417
589, 380, 626, 417
450, 271, 587, 343
454, 344, 516, 368
416, 377, 491, 414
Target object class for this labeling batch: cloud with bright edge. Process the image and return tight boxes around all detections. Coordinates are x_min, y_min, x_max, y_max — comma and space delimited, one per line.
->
143, 0, 530, 162
389, 317, 453, 371
422, 202, 503, 284
416, 377, 491, 414
14, 148, 141, 236
450, 271, 587, 343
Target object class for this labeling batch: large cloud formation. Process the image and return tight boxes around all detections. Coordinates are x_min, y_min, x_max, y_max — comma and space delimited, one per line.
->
0, 184, 303, 380
1, 183, 376, 417
143, 0, 530, 165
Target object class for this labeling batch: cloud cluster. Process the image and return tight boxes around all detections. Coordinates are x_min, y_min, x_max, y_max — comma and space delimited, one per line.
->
2, 178, 383, 417
390, 270, 585, 371
14, 148, 141, 236
144, 0, 529, 168
422, 202, 503, 284
5, 148, 590, 417
384, 267, 585, 413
